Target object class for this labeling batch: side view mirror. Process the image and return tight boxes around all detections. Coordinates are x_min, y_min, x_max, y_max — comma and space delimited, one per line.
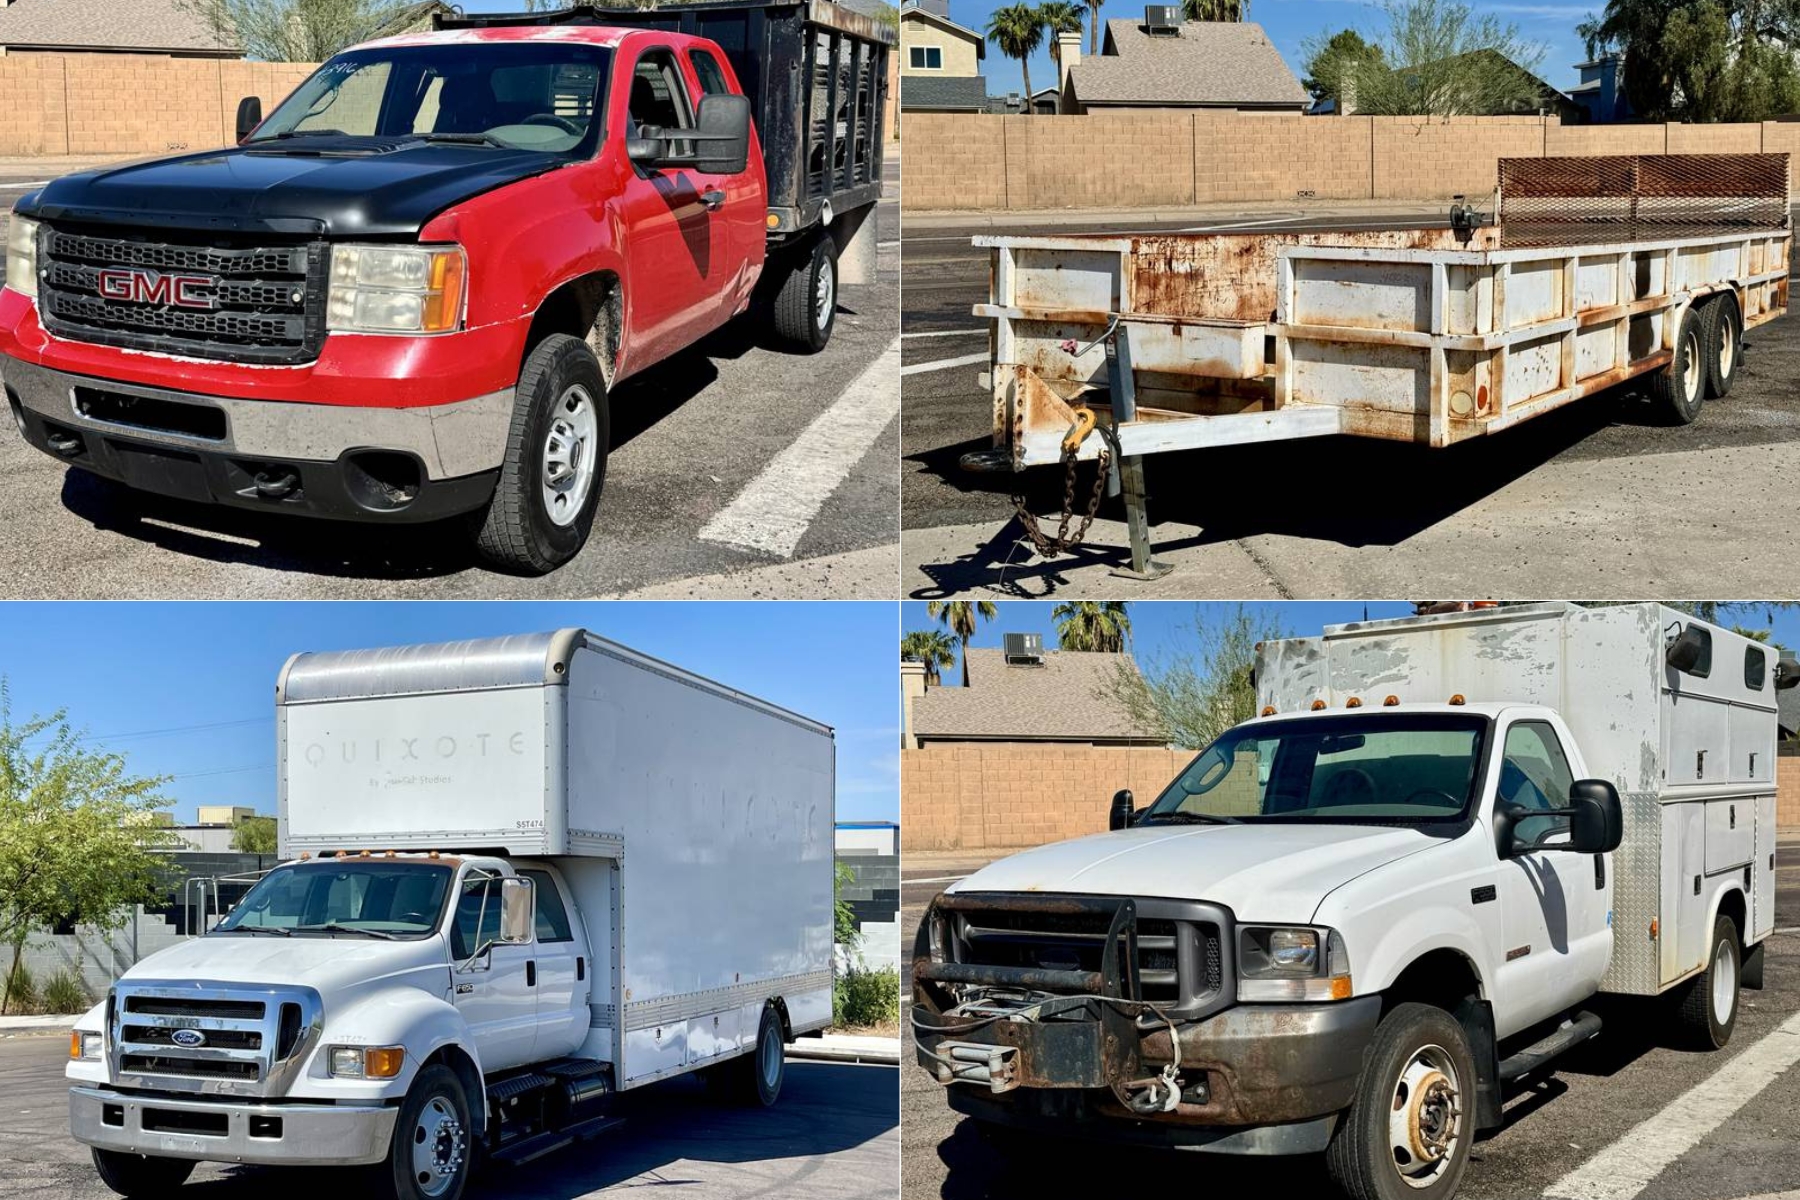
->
236, 96, 263, 143
499, 876, 535, 945
1109, 789, 1134, 831
1776, 649, 1800, 690
1495, 778, 1623, 857
692, 93, 751, 176
1665, 625, 1709, 675
626, 134, 666, 165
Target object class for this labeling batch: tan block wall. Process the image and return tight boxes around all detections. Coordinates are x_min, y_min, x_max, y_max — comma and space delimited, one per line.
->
1780, 757, 1800, 830
904, 111, 1800, 211
902, 743, 1189, 852
900, 15, 982, 76
0, 53, 317, 156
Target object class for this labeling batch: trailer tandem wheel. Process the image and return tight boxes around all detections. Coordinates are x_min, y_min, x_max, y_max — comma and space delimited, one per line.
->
1702, 294, 1744, 399
1648, 306, 1708, 426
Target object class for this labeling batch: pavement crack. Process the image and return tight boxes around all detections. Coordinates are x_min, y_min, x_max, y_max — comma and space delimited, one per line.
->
1232, 537, 1294, 599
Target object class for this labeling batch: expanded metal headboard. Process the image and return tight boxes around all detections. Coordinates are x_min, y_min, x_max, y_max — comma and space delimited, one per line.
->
1495, 153, 1791, 247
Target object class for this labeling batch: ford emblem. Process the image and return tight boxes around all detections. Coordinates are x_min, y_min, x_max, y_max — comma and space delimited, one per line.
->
170, 1029, 207, 1048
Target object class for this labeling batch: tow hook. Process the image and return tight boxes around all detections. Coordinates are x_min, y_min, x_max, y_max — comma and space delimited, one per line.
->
252, 468, 300, 499
1120, 1063, 1182, 1114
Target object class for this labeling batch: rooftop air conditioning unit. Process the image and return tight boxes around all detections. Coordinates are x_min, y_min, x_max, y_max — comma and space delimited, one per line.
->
1144, 5, 1183, 34
1003, 632, 1046, 665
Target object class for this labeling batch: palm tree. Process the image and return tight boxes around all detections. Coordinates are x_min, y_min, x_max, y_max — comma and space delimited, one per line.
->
901, 630, 959, 687
1040, 0, 1084, 74
926, 601, 998, 687
1182, 0, 1246, 18
1088, 0, 1104, 56
1052, 601, 1133, 652
986, 3, 1045, 115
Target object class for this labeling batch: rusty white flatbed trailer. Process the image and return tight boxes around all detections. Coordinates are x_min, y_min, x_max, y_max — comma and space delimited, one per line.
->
963, 153, 1793, 577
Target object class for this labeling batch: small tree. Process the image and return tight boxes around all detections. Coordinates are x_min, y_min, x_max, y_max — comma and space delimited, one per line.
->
1343, 0, 1548, 118
0, 684, 175, 1013
1107, 604, 1289, 750
231, 815, 279, 855
1303, 29, 1384, 109
833, 862, 862, 951
177, 0, 444, 62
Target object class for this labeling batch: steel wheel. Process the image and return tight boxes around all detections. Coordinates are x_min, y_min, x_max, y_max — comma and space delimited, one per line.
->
540, 384, 599, 528
1387, 1044, 1463, 1190
1681, 327, 1703, 404
1712, 936, 1738, 1027
761, 1020, 783, 1090
410, 1095, 467, 1199
814, 252, 836, 332
1717, 310, 1737, 380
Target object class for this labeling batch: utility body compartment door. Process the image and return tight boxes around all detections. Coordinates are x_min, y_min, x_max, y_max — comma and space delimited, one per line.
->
1703, 798, 1753, 874
1753, 795, 1776, 940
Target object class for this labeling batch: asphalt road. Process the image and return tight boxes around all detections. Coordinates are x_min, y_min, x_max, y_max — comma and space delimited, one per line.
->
899, 841, 1800, 1200
0, 1052, 898, 1200
0, 161, 900, 599
900, 208, 1800, 598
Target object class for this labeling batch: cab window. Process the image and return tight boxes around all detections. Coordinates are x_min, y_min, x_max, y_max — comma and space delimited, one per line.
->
690, 49, 731, 96
1499, 721, 1575, 846
520, 869, 574, 943
450, 878, 499, 960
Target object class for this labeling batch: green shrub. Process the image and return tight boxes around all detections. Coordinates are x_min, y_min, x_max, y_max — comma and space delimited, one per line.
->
2, 962, 38, 1015
42, 969, 88, 1015
834, 964, 900, 1028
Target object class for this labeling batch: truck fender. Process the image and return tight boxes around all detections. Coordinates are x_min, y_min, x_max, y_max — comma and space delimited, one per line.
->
1702, 879, 1750, 959
1331, 911, 1492, 1000
317, 988, 487, 1132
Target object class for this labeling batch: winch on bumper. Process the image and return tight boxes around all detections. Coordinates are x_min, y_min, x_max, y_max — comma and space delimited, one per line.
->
912, 891, 1380, 1154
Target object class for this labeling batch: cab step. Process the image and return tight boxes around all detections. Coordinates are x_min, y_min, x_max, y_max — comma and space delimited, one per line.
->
489, 1114, 624, 1166
1497, 1010, 1602, 1083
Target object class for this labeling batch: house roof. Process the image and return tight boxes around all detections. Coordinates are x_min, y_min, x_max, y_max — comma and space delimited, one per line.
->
0, 0, 240, 53
911, 649, 1165, 742
900, 6, 984, 56
1067, 19, 1309, 109
902, 74, 990, 111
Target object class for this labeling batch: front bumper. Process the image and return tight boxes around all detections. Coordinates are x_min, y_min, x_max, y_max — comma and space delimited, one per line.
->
4, 356, 504, 521
70, 1086, 398, 1167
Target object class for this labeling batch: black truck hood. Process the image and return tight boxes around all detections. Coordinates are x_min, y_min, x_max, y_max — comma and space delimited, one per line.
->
19, 139, 571, 239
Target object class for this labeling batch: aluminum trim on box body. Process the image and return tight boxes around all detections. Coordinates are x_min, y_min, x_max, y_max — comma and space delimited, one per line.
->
1601, 790, 1664, 995
621, 970, 834, 1031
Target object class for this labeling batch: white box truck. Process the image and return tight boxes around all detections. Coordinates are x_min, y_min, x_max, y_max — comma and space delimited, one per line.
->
913, 602, 1790, 1200
66, 629, 835, 1200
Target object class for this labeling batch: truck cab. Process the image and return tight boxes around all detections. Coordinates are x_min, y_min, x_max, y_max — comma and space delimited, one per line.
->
915, 603, 1783, 1200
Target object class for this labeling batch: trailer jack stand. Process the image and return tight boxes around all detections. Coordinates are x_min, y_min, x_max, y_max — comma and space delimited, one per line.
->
1103, 330, 1172, 581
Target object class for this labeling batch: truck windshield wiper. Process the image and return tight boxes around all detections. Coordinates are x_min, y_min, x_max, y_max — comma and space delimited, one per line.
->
257, 128, 350, 141
414, 132, 510, 148
1141, 811, 1243, 826
294, 923, 398, 940
219, 924, 290, 936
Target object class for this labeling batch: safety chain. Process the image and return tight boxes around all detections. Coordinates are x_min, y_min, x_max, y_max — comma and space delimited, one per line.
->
1011, 405, 1110, 557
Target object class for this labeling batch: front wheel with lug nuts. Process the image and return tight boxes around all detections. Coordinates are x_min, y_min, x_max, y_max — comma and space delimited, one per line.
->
385, 1063, 473, 1200
1327, 1003, 1476, 1200
473, 333, 610, 575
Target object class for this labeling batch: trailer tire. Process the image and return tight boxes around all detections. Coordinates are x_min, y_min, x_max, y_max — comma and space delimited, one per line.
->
473, 333, 609, 576
728, 1004, 787, 1106
1325, 1002, 1476, 1200
381, 1063, 473, 1200
1702, 294, 1743, 399
91, 1149, 195, 1196
764, 235, 837, 353
1674, 915, 1740, 1049
1649, 306, 1707, 425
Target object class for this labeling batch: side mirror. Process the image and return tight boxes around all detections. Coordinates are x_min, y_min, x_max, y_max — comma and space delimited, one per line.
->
1665, 625, 1709, 675
1565, 779, 1623, 854
236, 96, 263, 143
693, 93, 751, 176
499, 876, 535, 945
626, 135, 666, 165
1776, 649, 1800, 690
1109, 789, 1134, 831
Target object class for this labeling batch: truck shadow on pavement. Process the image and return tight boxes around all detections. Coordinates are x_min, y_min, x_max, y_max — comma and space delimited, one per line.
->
906, 385, 1684, 598
166, 1063, 896, 1199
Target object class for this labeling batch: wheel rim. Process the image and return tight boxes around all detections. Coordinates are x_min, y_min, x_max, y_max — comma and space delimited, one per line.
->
1718, 314, 1736, 378
410, 1096, 466, 1199
1682, 329, 1702, 402
1712, 938, 1737, 1026
761, 1022, 781, 1090
815, 254, 835, 332
1387, 1044, 1463, 1189
541, 384, 599, 528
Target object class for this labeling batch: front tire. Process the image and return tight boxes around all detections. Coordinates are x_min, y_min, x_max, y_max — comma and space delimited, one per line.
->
384, 1063, 473, 1200
1702, 294, 1743, 398
1675, 915, 1740, 1049
1649, 305, 1706, 425
1326, 1003, 1476, 1200
91, 1149, 195, 1197
474, 333, 610, 576
765, 235, 837, 353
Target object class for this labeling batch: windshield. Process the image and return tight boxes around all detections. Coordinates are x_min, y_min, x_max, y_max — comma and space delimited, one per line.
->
213, 861, 453, 939
1142, 713, 1490, 826
249, 42, 611, 154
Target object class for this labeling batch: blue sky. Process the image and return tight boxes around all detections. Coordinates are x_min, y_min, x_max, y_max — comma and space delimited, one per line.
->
0, 603, 898, 825
901, 601, 1800, 687
943, 0, 1600, 99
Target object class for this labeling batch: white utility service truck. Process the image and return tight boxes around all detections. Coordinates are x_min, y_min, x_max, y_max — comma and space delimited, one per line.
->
913, 603, 1790, 1200
67, 629, 835, 1200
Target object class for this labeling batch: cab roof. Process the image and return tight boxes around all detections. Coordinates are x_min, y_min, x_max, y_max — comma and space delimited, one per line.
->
354, 24, 638, 52
1245, 700, 1546, 725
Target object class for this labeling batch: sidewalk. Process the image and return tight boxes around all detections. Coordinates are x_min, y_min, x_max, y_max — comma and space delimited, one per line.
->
0, 1013, 80, 1037
788, 1032, 900, 1066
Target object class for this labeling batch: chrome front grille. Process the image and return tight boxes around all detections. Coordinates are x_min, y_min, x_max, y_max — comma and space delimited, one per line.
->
38, 225, 325, 365
108, 981, 321, 1098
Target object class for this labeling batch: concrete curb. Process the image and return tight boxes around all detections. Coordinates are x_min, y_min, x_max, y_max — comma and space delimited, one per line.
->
0, 1014, 79, 1038
788, 1038, 901, 1066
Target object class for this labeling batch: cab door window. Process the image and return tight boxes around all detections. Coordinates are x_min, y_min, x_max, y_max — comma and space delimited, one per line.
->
1499, 721, 1576, 847
628, 49, 695, 155
689, 49, 731, 96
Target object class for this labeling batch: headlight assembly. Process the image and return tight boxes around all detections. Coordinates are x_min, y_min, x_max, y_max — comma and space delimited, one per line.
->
7, 215, 40, 299
328, 244, 465, 334
1237, 925, 1352, 1001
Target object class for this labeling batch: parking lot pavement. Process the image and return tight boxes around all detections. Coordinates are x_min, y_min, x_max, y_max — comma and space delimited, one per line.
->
900, 844, 1800, 1200
0, 163, 899, 599
901, 208, 1800, 599
0, 1048, 897, 1200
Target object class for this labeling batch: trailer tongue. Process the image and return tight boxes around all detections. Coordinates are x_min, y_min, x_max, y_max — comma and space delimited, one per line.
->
965, 153, 1792, 577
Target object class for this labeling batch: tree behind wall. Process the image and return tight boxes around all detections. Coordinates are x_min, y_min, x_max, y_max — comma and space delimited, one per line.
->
1580, 0, 1800, 122
179, 0, 445, 62
1303, 29, 1384, 110
1336, 0, 1547, 118
0, 684, 175, 1014
987, 4, 1046, 115
1106, 604, 1288, 750
230, 815, 278, 854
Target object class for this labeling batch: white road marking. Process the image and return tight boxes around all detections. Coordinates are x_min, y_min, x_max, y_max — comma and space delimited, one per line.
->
901, 352, 988, 377
696, 338, 899, 558
903, 328, 986, 340
2, 181, 49, 189
1542, 1007, 1800, 1200
905, 875, 969, 885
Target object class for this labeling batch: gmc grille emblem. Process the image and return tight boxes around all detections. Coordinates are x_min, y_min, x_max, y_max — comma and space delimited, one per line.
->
97, 267, 218, 310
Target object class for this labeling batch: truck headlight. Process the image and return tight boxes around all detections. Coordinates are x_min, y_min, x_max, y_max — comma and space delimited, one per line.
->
327, 245, 465, 334
69, 1030, 102, 1061
6, 215, 40, 299
1237, 925, 1353, 1002
328, 1045, 405, 1079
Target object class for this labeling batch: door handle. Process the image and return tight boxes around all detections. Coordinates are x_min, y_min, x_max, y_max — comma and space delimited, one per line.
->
525, 960, 536, 988
700, 188, 726, 211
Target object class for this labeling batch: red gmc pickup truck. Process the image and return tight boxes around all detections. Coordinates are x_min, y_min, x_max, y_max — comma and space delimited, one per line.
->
0, 1, 890, 574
